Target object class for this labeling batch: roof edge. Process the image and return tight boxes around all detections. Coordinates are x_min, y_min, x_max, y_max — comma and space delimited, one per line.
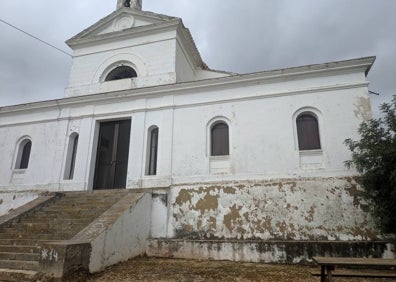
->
0, 56, 376, 113
67, 19, 181, 48
66, 8, 179, 46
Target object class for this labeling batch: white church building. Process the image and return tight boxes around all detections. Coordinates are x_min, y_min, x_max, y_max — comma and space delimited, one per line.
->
0, 0, 393, 267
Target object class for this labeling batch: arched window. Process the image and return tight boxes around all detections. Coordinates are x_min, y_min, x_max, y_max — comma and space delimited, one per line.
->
211, 122, 229, 156
146, 127, 159, 175
16, 139, 32, 169
64, 134, 79, 179
296, 113, 321, 150
105, 66, 137, 81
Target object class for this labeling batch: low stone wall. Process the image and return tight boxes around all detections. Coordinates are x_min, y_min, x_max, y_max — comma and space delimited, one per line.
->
73, 192, 152, 273
167, 177, 378, 241
39, 241, 91, 280
147, 239, 395, 263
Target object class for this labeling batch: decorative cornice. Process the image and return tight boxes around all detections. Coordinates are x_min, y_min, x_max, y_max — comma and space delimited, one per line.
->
0, 56, 375, 116
0, 82, 370, 128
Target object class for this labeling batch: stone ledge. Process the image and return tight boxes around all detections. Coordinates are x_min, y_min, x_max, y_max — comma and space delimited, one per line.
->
147, 239, 395, 264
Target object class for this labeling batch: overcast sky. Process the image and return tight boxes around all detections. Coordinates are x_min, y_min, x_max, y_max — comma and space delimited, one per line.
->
0, 0, 395, 116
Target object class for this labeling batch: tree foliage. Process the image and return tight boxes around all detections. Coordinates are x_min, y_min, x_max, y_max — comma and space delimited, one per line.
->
344, 99, 396, 234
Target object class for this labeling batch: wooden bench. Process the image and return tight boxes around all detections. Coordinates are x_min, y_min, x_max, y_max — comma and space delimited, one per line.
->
312, 256, 396, 282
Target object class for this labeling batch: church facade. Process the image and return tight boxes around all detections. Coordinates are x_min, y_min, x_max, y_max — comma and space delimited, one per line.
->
1, 1, 391, 262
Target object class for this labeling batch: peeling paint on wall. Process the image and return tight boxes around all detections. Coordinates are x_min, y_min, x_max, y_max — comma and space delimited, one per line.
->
169, 177, 378, 241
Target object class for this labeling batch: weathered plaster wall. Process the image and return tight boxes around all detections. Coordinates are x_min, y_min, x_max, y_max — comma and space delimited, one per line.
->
168, 177, 378, 241
82, 193, 151, 273
151, 192, 169, 238
147, 240, 395, 263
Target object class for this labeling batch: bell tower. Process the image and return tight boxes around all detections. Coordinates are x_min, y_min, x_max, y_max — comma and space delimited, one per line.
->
117, 0, 142, 10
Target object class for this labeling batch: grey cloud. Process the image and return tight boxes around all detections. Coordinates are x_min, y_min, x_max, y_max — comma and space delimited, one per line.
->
0, 0, 395, 116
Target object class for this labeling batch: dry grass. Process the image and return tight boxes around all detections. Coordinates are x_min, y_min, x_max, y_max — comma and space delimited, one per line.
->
66, 257, 396, 282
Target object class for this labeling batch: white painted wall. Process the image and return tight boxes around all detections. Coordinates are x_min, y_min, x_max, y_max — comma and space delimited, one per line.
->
175, 41, 230, 82
150, 192, 168, 238
169, 78, 369, 184
66, 34, 178, 97
87, 193, 151, 272
175, 41, 196, 82
0, 118, 68, 191
0, 65, 371, 191
0, 191, 40, 216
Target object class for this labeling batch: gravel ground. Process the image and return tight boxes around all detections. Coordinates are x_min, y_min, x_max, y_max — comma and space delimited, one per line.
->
66, 257, 396, 282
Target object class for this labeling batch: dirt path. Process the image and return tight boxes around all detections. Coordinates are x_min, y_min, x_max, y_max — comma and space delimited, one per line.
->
67, 257, 396, 282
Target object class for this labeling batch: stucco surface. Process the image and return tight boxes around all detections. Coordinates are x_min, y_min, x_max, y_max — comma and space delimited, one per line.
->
169, 177, 377, 241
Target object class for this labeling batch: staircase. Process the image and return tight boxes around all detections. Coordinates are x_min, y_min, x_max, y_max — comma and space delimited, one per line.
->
0, 190, 130, 281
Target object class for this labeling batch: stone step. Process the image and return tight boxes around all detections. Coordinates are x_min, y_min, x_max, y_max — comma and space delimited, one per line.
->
0, 260, 40, 271
1, 224, 86, 235
45, 195, 123, 203
0, 239, 52, 246
0, 252, 39, 261
0, 232, 78, 241
19, 214, 99, 222
0, 233, 55, 240
31, 208, 105, 215
45, 200, 117, 206
31, 212, 106, 220
53, 196, 122, 203
9, 218, 93, 231
0, 246, 40, 254
12, 220, 83, 228
0, 190, 135, 279
54, 197, 123, 202
34, 207, 107, 215
60, 198, 124, 203
62, 190, 128, 195
22, 216, 102, 225
0, 268, 39, 282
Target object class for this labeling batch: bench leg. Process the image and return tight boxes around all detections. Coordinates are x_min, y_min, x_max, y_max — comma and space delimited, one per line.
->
327, 265, 333, 282
320, 265, 325, 282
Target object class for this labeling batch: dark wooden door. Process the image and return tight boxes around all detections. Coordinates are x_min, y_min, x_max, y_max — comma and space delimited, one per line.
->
93, 119, 131, 190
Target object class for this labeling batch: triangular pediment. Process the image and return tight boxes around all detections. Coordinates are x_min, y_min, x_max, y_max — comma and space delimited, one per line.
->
67, 8, 178, 43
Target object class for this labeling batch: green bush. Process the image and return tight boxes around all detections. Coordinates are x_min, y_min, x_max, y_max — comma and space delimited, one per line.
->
344, 99, 396, 234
